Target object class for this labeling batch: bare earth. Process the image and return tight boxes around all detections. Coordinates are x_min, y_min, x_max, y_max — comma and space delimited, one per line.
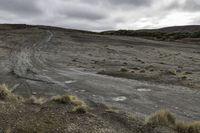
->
0, 25, 199, 132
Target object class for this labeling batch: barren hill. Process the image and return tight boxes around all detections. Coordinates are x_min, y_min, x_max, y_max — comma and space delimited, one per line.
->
0, 24, 199, 132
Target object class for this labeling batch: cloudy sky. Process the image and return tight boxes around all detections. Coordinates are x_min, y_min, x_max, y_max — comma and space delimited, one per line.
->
0, 0, 200, 31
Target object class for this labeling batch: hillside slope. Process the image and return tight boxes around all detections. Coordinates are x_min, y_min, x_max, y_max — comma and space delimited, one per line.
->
0, 24, 199, 132
102, 25, 200, 41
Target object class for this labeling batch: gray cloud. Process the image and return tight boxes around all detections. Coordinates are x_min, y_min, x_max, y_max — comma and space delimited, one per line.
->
0, 0, 42, 16
60, 3, 107, 20
107, 0, 153, 6
167, 0, 200, 12
83, 0, 153, 7
0, 0, 199, 31
183, 0, 200, 11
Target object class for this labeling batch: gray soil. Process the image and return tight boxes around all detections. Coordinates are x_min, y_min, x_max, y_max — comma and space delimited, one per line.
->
0, 25, 199, 131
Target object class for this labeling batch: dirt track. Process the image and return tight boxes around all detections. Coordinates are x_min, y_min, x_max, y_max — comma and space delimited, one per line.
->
0, 25, 199, 120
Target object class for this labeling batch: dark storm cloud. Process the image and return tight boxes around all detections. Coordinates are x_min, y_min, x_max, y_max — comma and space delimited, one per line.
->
0, 0, 42, 16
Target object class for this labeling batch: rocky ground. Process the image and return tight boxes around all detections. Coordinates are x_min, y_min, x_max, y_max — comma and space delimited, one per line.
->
0, 24, 199, 132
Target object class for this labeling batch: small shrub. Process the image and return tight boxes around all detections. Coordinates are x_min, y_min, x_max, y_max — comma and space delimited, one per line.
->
181, 76, 187, 80
130, 70, 135, 73
132, 67, 140, 70
0, 84, 11, 100
176, 122, 190, 133
123, 62, 128, 65
176, 121, 200, 133
188, 122, 200, 133
183, 71, 192, 75
72, 106, 87, 114
167, 69, 177, 75
140, 70, 146, 73
105, 108, 119, 113
52, 95, 71, 104
52, 95, 86, 106
120, 67, 128, 72
146, 110, 176, 127
28, 96, 46, 105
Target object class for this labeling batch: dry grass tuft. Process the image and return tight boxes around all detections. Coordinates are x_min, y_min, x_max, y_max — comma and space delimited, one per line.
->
52, 94, 86, 106
176, 121, 200, 133
120, 67, 128, 72
0, 84, 12, 100
0, 84, 23, 102
72, 106, 88, 114
52, 94, 88, 114
167, 69, 177, 75
176, 122, 190, 133
28, 96, 47, 105
52, 95, 71, 104
146, 110, 176, 127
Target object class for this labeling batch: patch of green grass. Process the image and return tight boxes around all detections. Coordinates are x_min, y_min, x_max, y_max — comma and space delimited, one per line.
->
146, 110, 176, 127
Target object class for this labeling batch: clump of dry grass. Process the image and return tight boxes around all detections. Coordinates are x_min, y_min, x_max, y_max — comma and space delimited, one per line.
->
167, 69, 177, 75
72, 106, 88, 114
176, 121, 200, 133
120, 67, 128, 72
139, 70, 146, 73
183, 71, 192, 75
0, 84, 12, 100
52, 95, 86, 106
52, 94, 88, 114
28, 96, 47, 105
0, 84, 23, 102
146, 110, 176, 127
146, 110, 200, 133
52, 95, 71, 104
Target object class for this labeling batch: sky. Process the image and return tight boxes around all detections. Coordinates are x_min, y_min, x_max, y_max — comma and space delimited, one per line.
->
0, 0, 200, 31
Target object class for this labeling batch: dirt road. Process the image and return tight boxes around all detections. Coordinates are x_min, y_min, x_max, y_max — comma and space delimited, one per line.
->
0, 25, 199, 120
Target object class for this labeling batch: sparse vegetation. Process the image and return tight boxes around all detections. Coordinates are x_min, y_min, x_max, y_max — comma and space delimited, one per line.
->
139, 70, 146, 73
176, 121, 200, 133
181, 76, 187, 80
167, 69, 177, 75
52, 94, 72, 104
27, 96, 47, 105
146, 110, 176, 127
146, 110, 200, 133
183, 71, 192, 75
149, 69, 154, 72
52, 94, 86, 106
101, 29, 200, 41
72, 106, 88, 114
0, 84, 11, 100
120, 67, 128, 72
52, 94, 88, 113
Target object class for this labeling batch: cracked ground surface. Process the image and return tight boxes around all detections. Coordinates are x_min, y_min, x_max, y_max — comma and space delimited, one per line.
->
0, 25, 199, 122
